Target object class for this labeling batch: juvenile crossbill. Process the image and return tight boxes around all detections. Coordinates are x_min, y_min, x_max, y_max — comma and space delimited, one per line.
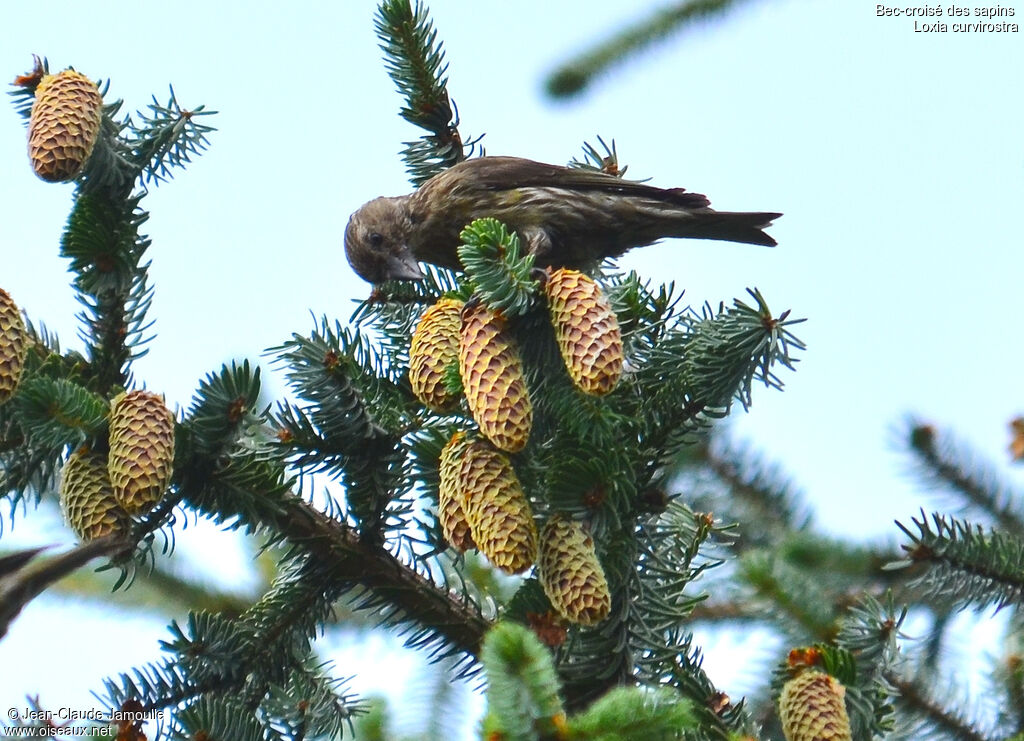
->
344, 155, 780, 283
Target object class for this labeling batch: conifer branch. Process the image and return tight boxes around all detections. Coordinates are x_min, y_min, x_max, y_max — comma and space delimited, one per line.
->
545, 0, 752, 98
0, 536, 133, 639
663, 630, 753, 740
703, 435, 812, 538
739, 550, 838, 641
375, 0, 479, 185
190, 483, 492, 658
457, 219, 538, 317
896, 512, 1024, 609
907, 422, 1024, 536
886, 670, 997, 741
131, 89, 215, 185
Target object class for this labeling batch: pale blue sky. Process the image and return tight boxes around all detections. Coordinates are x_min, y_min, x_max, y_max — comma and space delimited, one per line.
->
1, 0, 1022, 735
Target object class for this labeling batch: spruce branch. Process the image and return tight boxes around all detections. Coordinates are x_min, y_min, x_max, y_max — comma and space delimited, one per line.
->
662, 630, 754, 740
0, 536, 133, 639
568, 136, 636, 178
679, 289, 803, 414
703, 434, 813, 537
30, 544, 256, 617
606, 269, 687, 364
130, 88, 215, 185
545, 0, 754, 98
374, 0, 480, 185
109, 557, 363, 725
185, 469, 492, 659
174, 363, 491, 660
272, 319, 411, 539
12, 376, 109, 450
61, 191, 154, 392
632, 503, 722, 652
567, 686, 696, 740
738, 549, 838, 641
481, 622, 566, 741
170, 696, 267, 741
457, 218, 539, 317
895, 512, 1024, 610
906, 421, 1024, 536
886, 670, 998, 741
637, 289, 803, 461
832, 593, 905, 739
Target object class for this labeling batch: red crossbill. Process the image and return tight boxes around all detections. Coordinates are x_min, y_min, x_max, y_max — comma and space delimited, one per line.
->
344, 155, 780, 283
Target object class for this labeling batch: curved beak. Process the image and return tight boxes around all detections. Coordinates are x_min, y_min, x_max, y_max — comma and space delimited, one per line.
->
386, 250, 426, 281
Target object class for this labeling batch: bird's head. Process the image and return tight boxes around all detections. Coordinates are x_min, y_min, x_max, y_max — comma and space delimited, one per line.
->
344, 196, 425, 284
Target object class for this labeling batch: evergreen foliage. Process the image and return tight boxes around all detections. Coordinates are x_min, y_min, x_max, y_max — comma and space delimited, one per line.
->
3, 4, 1020, 741
544, 0, 758, 98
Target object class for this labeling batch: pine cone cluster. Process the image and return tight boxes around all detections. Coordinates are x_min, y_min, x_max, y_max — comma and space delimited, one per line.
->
409, 270, 622, 626
778, 670, 852, 741
27, 68, 103, 182
0, 288, 28, 406
59, 390, 175, 542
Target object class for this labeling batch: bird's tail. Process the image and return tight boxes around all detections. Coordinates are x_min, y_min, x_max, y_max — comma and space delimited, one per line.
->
671, 211, 782, 247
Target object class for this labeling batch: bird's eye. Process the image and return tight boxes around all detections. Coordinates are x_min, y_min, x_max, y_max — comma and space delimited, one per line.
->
368, 232, 385, 248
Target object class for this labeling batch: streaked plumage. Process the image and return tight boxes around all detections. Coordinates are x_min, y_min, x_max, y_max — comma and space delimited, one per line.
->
345, 156, 780, 283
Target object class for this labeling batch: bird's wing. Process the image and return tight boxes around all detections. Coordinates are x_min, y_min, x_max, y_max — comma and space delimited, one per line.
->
457, 156, 711, 209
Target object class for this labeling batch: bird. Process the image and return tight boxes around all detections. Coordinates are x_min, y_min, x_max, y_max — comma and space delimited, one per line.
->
344, 155, 781, 284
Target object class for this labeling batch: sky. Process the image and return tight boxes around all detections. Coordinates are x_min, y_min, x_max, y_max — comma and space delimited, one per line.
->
1, 0, 1022, 736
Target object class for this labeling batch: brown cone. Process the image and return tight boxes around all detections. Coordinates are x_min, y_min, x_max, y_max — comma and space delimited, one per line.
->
0, 289, 28, 405
410, 298, 464, 411
538, 516, 611, 626
456, 438, 537, 574
778, 670, 853, 741
28, 69, 103, 182
60, 445, 129, 542
545, 269, 623, 395
458, 302, 532, 452
108, 390, 175, 516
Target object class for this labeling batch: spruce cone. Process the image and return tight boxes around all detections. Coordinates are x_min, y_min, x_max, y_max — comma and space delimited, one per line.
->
410, 297, 463, 411
108, 390, 175, 516
28, 69, 103, 182
458, 302, 532, 452
0, 289, 28, 405
778, 671, 853, 741
457, 438, 537, 573
60, 446, 129, 541
437, 431, 475, 552
538, 516, 611, 626
544, 269, 623, 395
